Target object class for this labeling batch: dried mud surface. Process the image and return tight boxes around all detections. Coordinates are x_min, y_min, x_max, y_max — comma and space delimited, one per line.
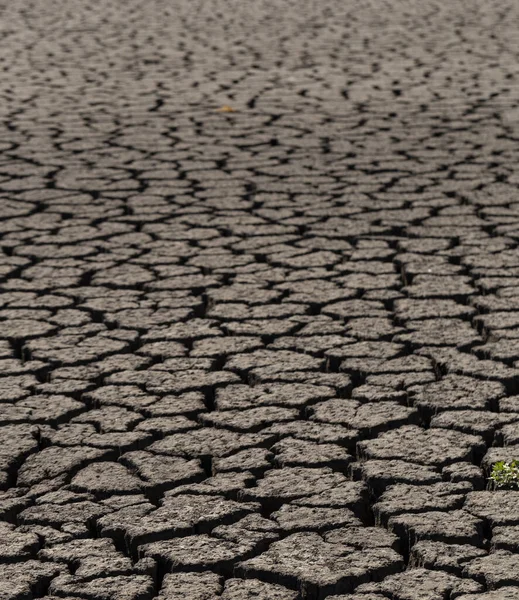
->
1, 1, 519, 598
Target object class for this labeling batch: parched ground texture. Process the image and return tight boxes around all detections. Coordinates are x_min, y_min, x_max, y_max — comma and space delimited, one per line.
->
2, 0, 519, 598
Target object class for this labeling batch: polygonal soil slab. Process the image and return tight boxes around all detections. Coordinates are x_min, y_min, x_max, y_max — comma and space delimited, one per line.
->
237, 531, 403, 598
357, 425, 484, 467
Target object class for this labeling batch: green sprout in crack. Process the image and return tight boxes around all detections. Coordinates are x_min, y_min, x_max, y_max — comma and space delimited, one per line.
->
489, 460, 519, 490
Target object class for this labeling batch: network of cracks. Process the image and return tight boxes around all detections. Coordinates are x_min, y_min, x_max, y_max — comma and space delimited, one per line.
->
2, 0, 519, 599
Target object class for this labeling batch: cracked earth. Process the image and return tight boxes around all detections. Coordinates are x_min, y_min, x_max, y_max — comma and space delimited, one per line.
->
2, 1, 519, 599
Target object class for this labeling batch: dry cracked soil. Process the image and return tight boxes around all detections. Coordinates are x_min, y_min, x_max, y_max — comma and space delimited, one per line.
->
1, 0, 519, 599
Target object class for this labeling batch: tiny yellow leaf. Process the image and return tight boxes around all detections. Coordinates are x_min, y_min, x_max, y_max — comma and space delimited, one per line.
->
217, 105, 237, 113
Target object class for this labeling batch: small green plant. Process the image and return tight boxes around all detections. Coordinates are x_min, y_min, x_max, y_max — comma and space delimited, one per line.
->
489, 460, 519, 489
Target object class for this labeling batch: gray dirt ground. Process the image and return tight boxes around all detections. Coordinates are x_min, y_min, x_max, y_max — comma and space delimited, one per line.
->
1, 0, 519, 598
